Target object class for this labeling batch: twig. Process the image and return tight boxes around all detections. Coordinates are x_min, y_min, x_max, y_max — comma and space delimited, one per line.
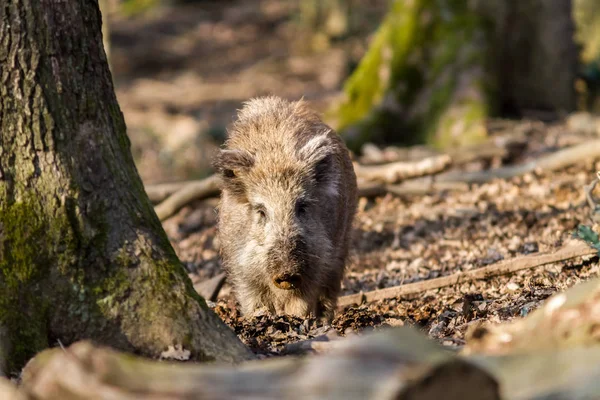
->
338, 241, 598, 308
154, 175, 220, 221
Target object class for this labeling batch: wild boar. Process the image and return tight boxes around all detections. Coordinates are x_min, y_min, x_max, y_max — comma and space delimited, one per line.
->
213, 96, 357, 320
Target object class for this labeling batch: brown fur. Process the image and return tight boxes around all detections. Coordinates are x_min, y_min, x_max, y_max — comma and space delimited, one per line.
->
213, 96, 357, 320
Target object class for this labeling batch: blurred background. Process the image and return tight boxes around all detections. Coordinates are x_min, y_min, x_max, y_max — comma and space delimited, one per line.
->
99, 0, 600, 184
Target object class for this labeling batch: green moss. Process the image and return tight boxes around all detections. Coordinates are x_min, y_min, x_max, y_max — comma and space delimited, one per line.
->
1, 201, 47, 287
328, 0, 494, 150
0, 196, 76, 373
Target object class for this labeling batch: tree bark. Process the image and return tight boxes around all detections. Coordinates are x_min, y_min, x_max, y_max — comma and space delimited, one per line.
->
486, 0, 577, 114
0, 0, 252, 375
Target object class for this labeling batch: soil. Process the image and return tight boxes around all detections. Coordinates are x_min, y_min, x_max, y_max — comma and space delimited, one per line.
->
109, 0, 600, 358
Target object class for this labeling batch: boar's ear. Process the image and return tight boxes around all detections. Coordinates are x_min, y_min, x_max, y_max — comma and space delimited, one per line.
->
213, 149, 254, 178
297, 131, 332, 166
297, 132, 335, 184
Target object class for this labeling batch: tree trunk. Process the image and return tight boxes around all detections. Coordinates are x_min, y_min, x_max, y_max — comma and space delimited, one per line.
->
0, 0, 252, 376
328, 0, 578, 152
488, 0, 577, 115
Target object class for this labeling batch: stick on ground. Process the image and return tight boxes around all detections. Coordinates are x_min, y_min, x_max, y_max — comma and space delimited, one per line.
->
354, 154, 452, 184
338, 240, 598, 308
154, 175, 220, 221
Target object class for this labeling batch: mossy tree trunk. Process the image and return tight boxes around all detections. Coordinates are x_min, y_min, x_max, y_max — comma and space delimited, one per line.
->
328, 0, 577, 152
0, 0, 252, 376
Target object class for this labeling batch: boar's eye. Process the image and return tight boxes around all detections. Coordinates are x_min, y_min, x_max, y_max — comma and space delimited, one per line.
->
295, 200, 308, 217
254, 204, 267, 222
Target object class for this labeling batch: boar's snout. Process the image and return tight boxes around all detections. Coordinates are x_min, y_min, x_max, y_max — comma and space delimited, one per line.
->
270, 235, 308, 290
273, 273, 302, 290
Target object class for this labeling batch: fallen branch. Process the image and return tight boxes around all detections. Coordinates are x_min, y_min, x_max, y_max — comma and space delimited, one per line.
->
13, 321, 600, 399
360, 134, 527, 166
354, 154, 452, 184
145, 180, 199, 203
430, 139, 600, 185
338, 240, 598, 308
357, 180, 470, 198
154, 175, 220, 221
0, 379, 24, 400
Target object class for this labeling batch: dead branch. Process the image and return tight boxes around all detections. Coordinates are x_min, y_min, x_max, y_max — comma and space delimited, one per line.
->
154, 175, 220, 221
357, 180, 470, 198
338, 240, 598, 308
19, 329, 499, 400
145, 180, 199, 203
354, 154, 452, 184
0, 379, 24, 400
430, 139, 600, 185
360, 134, 527, 166
14, 320, 600, 400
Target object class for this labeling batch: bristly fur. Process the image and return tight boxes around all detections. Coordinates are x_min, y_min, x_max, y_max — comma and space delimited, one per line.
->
214, 96, 358, 320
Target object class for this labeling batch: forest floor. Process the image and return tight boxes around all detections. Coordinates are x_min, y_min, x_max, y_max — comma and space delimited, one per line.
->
110, 0, 600, 358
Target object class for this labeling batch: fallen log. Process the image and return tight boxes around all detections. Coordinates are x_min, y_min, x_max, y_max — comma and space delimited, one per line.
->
338, 240, 597, 308
463, 275, 600, 356
18, 329, 499, 400
13, 320, 600, 399
0, 379, 24, 400
471, 346, 600, 400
